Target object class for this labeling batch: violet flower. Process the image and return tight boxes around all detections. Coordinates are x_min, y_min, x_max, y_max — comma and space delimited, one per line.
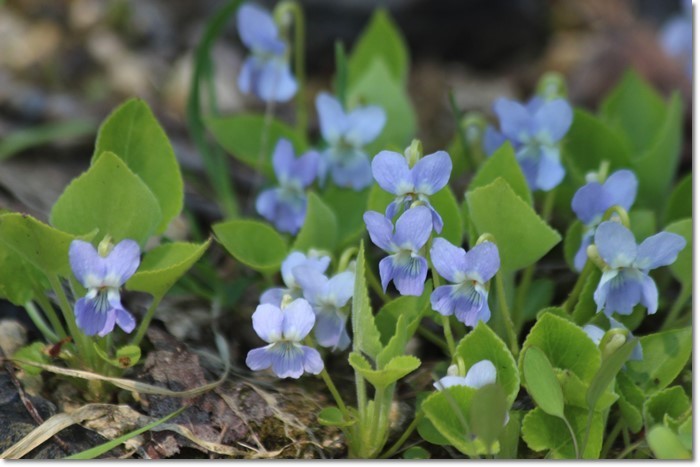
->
260, 250, 331, 306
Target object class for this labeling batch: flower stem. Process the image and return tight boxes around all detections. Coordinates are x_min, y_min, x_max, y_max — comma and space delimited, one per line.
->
366, 265, 390, 304
430, 263, 456, 358
380, 412, 422, 459
601, 419, 624, 458
320, 367, 348, 415
32, 290, 68, 340
495, 270, 519, 357
661, 284, 691, 330
24, 301, 59, 343
131, 295, 163, 348
47, 275, 92, 366
275, 0, 307, 133
563, 415, 581, 459
562, 260, 593, 314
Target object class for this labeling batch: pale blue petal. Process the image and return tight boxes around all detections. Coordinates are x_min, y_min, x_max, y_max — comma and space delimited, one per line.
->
328, 149, 373, 190
572, 182, 606, 224
464, 241, 500, 283
237, 3, 279, 51
314, 309, 349, 350
583, 325, 605, 346
483, 126, 507, 155
69, 240, 105, 288
535, 146, 565, 191
594, 269, 616, 313
464, 360, 497, 389
103, 239, 141, 286
115, 308, 136, 334
260, 287, 286, 306
454, 287, 490, 327
640, 274, 659, 315
252, 303, 284, 343
281, 251, 330, 289
602, 170, 638, 211
293, 266, 328, 304
394, 206, 433, 250
237, 57, 254, 95
270, 343, 306, 379
574, 230, 594, 272
364, 211, 395, 252
430, 284, 460, 316
326, 271, 355, 307
494, 98, 532, 143
378, 256, 394, 292
246, 345, 275, 371
281, 298, 315, 341
426, 202, 444, 233
634, 232, 686, 271
412, 151, 452, 196
97, 311, 117, 337
598, 269, 645, 317
316, 92, 346, 144
533, 99, 573, 142
288, 150, 320, 188
515, 146, 540, 190
255, 188, 306, 235
345, 105, 386, 147
391, 255, 428, 296
433, 375, 469, 390
75, 297, 108, 337
371, 151, 412, 195
302, 346, 324, 374
430, 238, 468, 283
595, 221, 637, 268
256, 59, 297, 102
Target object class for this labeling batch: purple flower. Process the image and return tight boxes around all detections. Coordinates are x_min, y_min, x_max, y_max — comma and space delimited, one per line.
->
237, 3, 297, 102
583, 317, 643, 361
315, 92, 386, 190
69, 239, 140, 336
371, 150, 452, 233
430, 238, 500, 327
294, 267, 354, 351
434, 360, 497, 390
246, 298, 324, 379
571, 170, 638, 271
260, 251, 331, 306
256, 139, 320, 234
364, 206, 433, 296
484, 96, 573, 191
660, 0, 693, 78
593, 221, 686, 317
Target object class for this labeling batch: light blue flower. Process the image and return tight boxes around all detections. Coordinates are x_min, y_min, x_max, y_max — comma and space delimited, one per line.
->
294, 267, 354, 351
256, 139, 320, 234
246, 298, 324, 379
260, 251, 331, 306
364, 206, 433, 296
660, 0, 693, 78
593, 221, 686, 317
433, 360, 497, 390
484, 96, 573, 191
237, 3, 297, 102
583, 317, 643, 361
69, 239, 140, 336
315, 92, 386, 190
371, 150, 452, 233
571, 169, 638, 271
430, 238, 500, 327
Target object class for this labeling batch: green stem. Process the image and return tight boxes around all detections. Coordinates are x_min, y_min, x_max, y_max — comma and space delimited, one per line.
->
562, 416, 580, 459
616, 440, 645, 459
495, 271, 519, 357
661, 283, 691, 330
601, 419, 624, 458
541, 187, 557, 222
513, 264, 534, 328
417, 325, 450, 356
320, 368, 348, 415
275, 0, 307, 133
337, 246, 358, 273
24, 301, 59, 343
430, 263, 456, 358
48, 275, 91, 366
380, 412, 422, 459
33, 290, 67, 340
131, 295, 163, 347
369, 385, 388, 456
366, 265, 390, 304
562, 260, 593, 314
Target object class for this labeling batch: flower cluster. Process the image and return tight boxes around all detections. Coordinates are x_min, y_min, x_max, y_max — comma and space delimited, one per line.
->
484, 96, 573, 192
571, 169, 638, 271
69, 239, 140, 337
237, 3, 297, 102
592, 221, 686, 317
256, 139, 320, 234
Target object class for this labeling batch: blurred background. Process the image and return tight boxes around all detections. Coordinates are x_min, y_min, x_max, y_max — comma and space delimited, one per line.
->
0, 0, 692, 221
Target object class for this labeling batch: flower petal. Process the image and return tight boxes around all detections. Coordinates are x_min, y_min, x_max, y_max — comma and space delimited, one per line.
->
255, 188, 306, 235
430, 238, 468, 283
602, 169, 638, 212
345, 105, 386, 147
535, 146, 565, 191
114, 308, 136, 334
371, 151, 412, 195
270, 343, 305, 379
97, 311, 117, 337
289, 150, 320, 188
364, 211, 395, 252
411, 151, 452, 196
426, 202, 444, 233
316, 92, 346, 144
583, 324, 605, 346
574, 230, 594, 272
256, 59, 297, 102
453, 287, 490, 327
103, 239, 141, 287
571, 181, 606, 224
533, 99, 573, 142
260, 287, 287, 306
75, 297, 108, 337
640, 274, 659, 315
464, 360, 497, 388
634, 232, 686, 271
483, 126, 507, 155
328, 149, 373, 190
314, 309, 349, 350
433, 375, 469, 390
272, 139, 296, 183
430, 285, 460, 317
393, 206, 433, 251
69, 240, 105, 288
302, 346, 324, 375
281, 298, 315, 341
391, 255, 428, 296
595, 221, 637, 268
237, 3, 280, 51
494, 98, 532, 142
281, 251, 331, 289
252, 303, 284, 343
293, 266, 328, 304
600, 270, 644, 316
246, 345, 275, 371
326, 271, 355, 307
464, 241, 500, 283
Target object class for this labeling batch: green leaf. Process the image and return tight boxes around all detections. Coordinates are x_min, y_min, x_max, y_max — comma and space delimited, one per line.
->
347, 9, 409, 86
320, 185, 369, 249
348, 352, 420, 388
625, 327, 691, 393
629, 209, 656, 243
496, 410, 522, 459
0, 213, 79, 277
520, 312, 601, 383
586, 338, 637, 411
563, 220, 584, 271
13, 342, 50, 376
347, 60, 416, 153
0, 245, 44, 305
677, 415, 693, 450
429, 187, 464, 245
617, 395, 643, 433
557, 368, 618, 412
50, 151, 162, 246
663, 174, 692, 225
466, 178, 561, 271
521, 406, 603, 459
521, 278, 555, 324
376, 314, 408, 369
206, 114, 306, 179
470, 383, 508, 449
351, 241, 383, 361
0, 119, 95, 162
469, 142, 532, 205
375, 285, 431, 345
571, 269, 601, 326
421, 386, 478, 456
664, 218, 692, 289
213, 219, 288, 275
94, 344, 141, 369
523, 347, 565, 418
292, 192, 339, 253
317, 407, 356, 427
93, 99, 182, 233
403, 446, 430, 459
647, 425, 691, 459
455, 322, 520, 404
126, 240, 211, 297
616, 372, 645, 432
643, 386, 690, 429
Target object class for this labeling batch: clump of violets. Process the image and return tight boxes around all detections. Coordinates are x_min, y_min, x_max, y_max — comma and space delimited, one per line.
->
430, 238, 500, 327
246, 298, 324, 379
483, 96, 573, 191
571, 169, 638, 271
372, 145, 452, 232
295, 267, 354, 351
236, 3, 297, 102
434, 360, 497, 390
256, 139, 320, 234
591, 221, 686, 317
583, 317, 643, 361
260, 250, 331, 306
69, 238, 140, 336
315, 92, 386, 190
364, 206, 433, 296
